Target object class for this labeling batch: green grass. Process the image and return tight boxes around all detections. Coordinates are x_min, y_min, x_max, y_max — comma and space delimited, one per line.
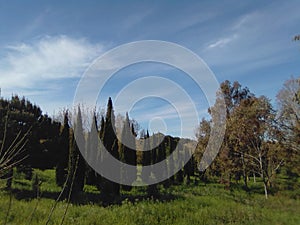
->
0, 170, 299, 225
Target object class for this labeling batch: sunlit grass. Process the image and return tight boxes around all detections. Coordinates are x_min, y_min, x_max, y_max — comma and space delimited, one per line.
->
0, 169, 299, 225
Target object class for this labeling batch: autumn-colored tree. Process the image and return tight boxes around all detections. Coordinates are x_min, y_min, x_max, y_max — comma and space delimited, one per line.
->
207, 81, 253, 187
230, 96, 283, 198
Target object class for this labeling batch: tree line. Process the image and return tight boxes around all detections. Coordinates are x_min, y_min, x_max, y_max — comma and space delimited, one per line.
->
0, 96, 197, 202
0, 77, 299, 200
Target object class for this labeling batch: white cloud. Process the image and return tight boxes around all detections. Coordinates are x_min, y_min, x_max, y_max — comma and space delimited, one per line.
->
207, 34, 238, 49
0, 35, 103, 90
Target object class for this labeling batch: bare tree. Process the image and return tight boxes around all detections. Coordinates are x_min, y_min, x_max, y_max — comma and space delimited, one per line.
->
276, 77, 300, 153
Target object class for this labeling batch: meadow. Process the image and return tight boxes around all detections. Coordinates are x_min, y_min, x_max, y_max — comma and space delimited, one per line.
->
0, 169, 299, 225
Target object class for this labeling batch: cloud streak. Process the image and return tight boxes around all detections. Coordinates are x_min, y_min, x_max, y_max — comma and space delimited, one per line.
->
206, 34, 238, 49
202, 1, 300, 74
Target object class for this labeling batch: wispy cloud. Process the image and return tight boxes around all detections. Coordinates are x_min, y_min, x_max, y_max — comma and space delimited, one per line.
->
206, 34, 238, 49
0, 35, 103, 91
201, 1, 300, 75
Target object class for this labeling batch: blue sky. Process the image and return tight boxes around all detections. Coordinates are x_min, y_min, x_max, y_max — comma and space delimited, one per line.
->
0, 0, 299, 138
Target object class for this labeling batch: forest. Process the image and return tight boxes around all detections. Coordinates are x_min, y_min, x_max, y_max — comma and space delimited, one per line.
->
0, 78, 299, 224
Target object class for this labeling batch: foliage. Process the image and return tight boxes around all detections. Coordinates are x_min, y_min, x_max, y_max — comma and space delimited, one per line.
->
195, 80, 293, 198
55, 111, 70, 187
119, 113, 137, 191
100, 97, 120, 198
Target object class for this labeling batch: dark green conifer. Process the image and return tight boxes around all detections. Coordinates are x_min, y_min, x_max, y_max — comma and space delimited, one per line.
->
66, 107, 86, 198
56, 111, 69, 186
85, 113, 98, 185
119, 113, 137, 191
141, 130, 151, 184
101, 98, 120, 199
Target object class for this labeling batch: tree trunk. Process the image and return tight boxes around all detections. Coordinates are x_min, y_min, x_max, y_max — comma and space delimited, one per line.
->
258, 153, 268, 199
243, 173, 249, 191
241, 153, 248, 190
6, 168, 13, 190
263, 180, 268, 199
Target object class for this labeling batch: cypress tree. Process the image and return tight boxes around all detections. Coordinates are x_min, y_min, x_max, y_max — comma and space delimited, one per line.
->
141, 130, 151, 185
167, 136, 175, 184
129, 123, 137, 181
56, 111, 70, 186
119, 114, 129, 163
99, 116, 105, 140
160, 137, 169, 188
96, 116, 105, 191
119, 113, 137, 191
73, 106, 86, 193
85, 113, 98, 185
147, 133, 159, 197
175, 141, 184, 184
66, 107, 86, 198
152, 134, 168, 187
65, 129, 76, 198
183, 145, 194, 184
101, 97, 120, 199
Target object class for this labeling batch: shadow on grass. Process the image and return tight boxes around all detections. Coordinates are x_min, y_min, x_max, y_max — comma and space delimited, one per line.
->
3, 186, 181, 207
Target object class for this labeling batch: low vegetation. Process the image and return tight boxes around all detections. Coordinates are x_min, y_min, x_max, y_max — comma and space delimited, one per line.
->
0, 169, 299, 225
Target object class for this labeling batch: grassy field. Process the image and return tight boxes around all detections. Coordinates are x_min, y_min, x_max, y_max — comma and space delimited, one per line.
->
0, 169, 299, 225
